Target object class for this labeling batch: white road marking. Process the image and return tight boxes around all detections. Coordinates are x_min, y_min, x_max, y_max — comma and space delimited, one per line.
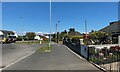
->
89, 61, 106, 71
0, 68, 2, 72
2, 51, 36, 70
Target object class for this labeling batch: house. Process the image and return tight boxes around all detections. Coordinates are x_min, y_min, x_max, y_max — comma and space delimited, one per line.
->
99, 21, 120, 33
0, 30, 18, 38
34, 35, 43, 40
0, 30, 18, 43
99, 21, 120, 43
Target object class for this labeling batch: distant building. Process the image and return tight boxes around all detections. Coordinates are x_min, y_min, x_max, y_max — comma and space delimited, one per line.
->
0, 30, 18, 38
34, 35, 43, 40
99, 21, 120, 43
45, 36, 49, 39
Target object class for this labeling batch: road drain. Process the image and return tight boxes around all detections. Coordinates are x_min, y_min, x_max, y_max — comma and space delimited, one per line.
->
0, 65, 5, 68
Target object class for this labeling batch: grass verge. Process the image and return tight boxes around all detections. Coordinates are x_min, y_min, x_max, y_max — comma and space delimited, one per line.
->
38, 45, 52, 52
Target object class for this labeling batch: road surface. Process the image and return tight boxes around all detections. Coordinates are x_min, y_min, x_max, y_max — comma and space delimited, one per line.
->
2, 44, 102, 72
2, 44, 42, 67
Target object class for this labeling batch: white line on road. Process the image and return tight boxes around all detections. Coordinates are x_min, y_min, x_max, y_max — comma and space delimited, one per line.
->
2, 51, 36, 70
89, 61, 106, 71
0, 68, 2, 72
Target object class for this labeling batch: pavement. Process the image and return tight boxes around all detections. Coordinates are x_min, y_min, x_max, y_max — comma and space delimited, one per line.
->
100, 62, 120, 71
2, 44, 102, 71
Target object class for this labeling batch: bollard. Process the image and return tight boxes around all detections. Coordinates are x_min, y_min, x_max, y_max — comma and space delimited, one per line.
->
40, 40, 41, 44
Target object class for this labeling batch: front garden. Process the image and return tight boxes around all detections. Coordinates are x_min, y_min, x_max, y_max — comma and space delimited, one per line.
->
89, 46, 120, 65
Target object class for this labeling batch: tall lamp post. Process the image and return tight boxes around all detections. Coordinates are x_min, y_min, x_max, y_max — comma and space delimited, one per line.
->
49, 0, 52, 47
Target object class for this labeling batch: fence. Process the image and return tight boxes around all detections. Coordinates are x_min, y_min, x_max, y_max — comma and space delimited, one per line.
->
63, 38, 88, 59
63, 38, 81, 55
63, 38, 120, 72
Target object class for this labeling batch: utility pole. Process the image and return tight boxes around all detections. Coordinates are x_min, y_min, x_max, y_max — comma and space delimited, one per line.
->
20, 17, 24, 42
118, 35, 120, 47
56, 20, 60, 43
56, 23, 58, 43
85, 19, 87, 40
84, 19, 87, 45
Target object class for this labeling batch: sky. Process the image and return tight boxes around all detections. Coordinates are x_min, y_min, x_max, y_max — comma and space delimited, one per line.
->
2, 2, 50, 35
2, 0, 120, 2
2, 2, 118, 35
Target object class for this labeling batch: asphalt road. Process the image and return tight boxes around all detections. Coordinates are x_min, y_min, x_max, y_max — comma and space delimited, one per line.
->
2, 44, 42, 67
2, 44, 102, 71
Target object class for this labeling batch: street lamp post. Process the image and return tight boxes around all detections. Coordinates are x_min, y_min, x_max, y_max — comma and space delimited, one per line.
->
49, 0, 52, 47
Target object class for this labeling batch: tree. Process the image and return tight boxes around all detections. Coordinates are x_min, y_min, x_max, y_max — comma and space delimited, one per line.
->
89, 31, 109, 44
64, 30, 67, 34
61, 30, 67, 34
59, 30, 68, 40
68, 28, 75, 33
68, 28, 81, 36
91, 30, 94, 32
26, 32, 36, 40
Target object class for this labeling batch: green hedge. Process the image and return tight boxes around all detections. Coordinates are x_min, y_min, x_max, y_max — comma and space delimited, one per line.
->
70, 36, 83, 39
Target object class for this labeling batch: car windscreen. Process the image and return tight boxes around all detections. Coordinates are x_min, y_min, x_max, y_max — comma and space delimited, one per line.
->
8, 36, 16, 38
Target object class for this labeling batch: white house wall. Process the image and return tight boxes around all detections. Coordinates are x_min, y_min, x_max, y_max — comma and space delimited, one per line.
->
0, 31, 3, 35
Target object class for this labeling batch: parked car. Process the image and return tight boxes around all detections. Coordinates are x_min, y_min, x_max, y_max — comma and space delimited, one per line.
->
0, 35, 17, 44
7, 36, 17, 43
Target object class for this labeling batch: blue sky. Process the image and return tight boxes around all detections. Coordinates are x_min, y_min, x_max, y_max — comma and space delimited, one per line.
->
2, 2, 50, 34
2, 2, 118, 35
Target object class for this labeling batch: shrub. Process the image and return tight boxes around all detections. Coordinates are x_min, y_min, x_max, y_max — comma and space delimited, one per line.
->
70, 36, 83, 39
